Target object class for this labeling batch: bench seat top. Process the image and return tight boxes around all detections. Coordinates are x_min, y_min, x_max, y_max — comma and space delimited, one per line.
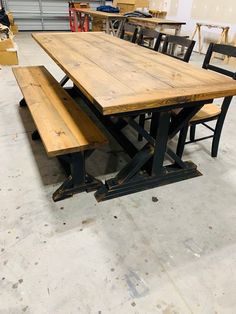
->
13, 66, 108, 157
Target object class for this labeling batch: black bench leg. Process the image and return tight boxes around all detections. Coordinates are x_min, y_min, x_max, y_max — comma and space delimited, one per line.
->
31, 130, 41, 141
53, 152, 103, 202
19, 98, 27, 107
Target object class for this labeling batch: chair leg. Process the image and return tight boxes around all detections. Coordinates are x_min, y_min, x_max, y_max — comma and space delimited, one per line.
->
190, 125, 196, 141
138, 114, 145, 141
176, 126, 189, 158
211, 97, 232, 158
211, 118, 224, 158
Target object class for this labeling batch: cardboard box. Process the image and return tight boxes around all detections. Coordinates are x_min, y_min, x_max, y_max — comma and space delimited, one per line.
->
92, 18, 104, 31
0, 49, 18, 65
7, 12, 14, 25
0, 38, 14, 51
73, 2, 90, 8
10, 24, 18, 35
113, 0, 149, 13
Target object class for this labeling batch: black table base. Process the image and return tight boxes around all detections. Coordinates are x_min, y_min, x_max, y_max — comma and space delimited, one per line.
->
58, 77, 211, 202
95, 161, 201, 201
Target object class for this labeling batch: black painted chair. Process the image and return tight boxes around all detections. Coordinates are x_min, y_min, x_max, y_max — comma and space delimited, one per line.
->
161, 34, 196, 62
120, 23, 138, 43
137, 28, 163, 51
176, 43, 236, 158
137, 33, 194, 141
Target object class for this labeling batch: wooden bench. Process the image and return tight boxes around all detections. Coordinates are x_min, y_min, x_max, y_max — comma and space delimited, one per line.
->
13, 66, 108, 201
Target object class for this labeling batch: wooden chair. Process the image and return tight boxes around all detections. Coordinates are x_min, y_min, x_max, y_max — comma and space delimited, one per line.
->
120, 23, 138, 43
176, 43, 236, 158
137, 28, 163, 51
161, 34, 196, 62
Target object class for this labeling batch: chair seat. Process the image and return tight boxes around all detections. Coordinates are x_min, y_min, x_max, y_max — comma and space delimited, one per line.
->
190, 103, 221, 123
172, 103, 221, 123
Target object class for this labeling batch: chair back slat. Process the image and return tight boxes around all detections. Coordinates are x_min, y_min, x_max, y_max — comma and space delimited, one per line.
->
213, 43, 236, 58
207, 64, 235, 78
161, 34, 195, 62
203, 43, 236, 80
137, 28, 163, 51
120, 23, 138, 43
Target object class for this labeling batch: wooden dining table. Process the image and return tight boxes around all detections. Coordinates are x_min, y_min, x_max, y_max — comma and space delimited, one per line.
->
32, 32, 236, 201
127, 17, 186, 35
70, 8, 185, 37
71, 8, 126, 36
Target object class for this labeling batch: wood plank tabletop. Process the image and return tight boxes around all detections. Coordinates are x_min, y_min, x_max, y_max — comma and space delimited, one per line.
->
32, 32, 236, 115
74, 8, 123, 18
128, 17, 186, 25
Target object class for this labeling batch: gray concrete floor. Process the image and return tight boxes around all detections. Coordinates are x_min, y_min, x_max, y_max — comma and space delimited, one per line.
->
0, 32, 236, 314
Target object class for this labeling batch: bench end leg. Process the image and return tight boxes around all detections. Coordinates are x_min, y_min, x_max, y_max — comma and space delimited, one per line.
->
52, 174, 103, 202
32, 130, 41, 141
19, 98, 27, 107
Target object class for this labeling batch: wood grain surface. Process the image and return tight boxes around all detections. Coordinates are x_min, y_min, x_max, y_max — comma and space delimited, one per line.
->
75, 8, 123, 18
128, 16, 186, 26
13, 66, 108, 156
32, 32, 236, 115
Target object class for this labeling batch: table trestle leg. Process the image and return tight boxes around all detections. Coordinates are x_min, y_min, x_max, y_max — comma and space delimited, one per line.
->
151, 112, 170, 176
95, 106, 202, 202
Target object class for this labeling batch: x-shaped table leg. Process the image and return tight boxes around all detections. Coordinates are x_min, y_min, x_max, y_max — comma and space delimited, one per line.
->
95, 101, 210, 201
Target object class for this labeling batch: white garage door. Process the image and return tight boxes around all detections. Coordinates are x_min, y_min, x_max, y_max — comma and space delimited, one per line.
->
3, 0, 105, 31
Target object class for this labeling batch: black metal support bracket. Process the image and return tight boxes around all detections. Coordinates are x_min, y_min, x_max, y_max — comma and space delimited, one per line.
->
94, 106, 203, 202
168, 101, 210, 139
95, 161, 201, 202
58, 80, 206, 202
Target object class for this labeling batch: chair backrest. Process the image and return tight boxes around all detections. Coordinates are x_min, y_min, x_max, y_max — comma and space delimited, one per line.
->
203, 43, 236, 79
161, 34, 195, 62
120, 23, 138, 43
137, 28, 163, 51
203, 43, 236, 126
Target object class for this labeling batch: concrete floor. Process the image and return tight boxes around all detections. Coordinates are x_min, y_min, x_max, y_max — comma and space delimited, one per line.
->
0, 32, 236, 314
